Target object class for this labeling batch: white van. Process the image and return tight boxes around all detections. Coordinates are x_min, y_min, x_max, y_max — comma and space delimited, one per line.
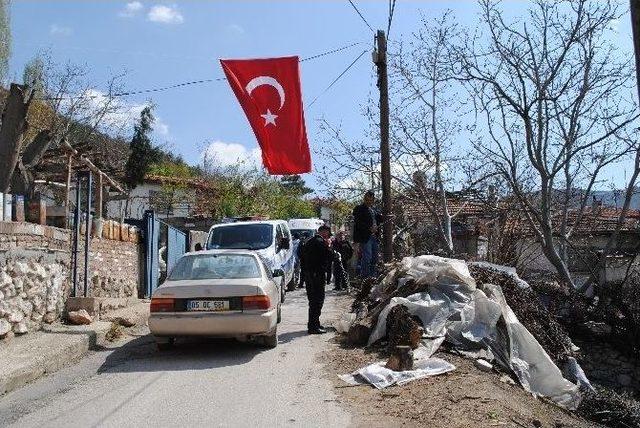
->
288, 218, 325, 289
206, 220, 295, 302
288, 218, 325, 239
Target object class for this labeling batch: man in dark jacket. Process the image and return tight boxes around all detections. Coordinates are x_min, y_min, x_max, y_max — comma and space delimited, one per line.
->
352, 190, 381, 278
332, 231, 353, 291
300, 225, 333, 334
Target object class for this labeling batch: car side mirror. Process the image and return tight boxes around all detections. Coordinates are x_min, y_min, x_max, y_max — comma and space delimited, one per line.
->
273, 269, 284, 277
279, 237, 290, 250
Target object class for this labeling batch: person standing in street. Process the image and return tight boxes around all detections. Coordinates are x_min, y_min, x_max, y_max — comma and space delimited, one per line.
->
325, 234, 333, 285
352, 190, 381, 278
332, 230, 353, 291
300, 225, 333, 334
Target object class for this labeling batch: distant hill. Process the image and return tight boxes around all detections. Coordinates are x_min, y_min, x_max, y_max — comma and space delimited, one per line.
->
591, 188, 640, 210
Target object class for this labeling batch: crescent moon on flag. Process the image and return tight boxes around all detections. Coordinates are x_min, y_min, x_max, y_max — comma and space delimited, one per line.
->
245, 76, 286, 110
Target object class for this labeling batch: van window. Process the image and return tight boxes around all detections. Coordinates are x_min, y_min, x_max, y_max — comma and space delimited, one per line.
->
275, 224, 285, 251
208, 224, 273, 250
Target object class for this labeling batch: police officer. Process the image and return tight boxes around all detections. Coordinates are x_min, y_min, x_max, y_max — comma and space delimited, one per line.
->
301, 225, 333, 334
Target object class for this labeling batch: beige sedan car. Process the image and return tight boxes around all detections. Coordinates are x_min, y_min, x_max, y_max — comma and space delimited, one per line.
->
149, 250, 282, 349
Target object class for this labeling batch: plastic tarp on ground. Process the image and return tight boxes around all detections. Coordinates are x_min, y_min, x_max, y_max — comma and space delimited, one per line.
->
345, 255, 582, 410
338, 356, 455, 390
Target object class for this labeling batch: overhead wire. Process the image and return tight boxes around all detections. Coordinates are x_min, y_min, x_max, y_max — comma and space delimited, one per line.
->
307, 49, 368, 108
38, 42, 366, 101
347, 0, 375, 33
387, 0, 397, 37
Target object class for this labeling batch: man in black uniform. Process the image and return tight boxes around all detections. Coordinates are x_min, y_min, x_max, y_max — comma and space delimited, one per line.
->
301, 225, 333, 334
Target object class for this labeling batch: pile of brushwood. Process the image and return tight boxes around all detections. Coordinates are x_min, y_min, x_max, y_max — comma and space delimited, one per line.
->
579, 388, 640, 427
467, 263, 575, 365
343, 257, 640, 428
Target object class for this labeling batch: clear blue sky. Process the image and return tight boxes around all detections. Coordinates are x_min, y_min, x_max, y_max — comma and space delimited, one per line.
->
9, 1, 635, 192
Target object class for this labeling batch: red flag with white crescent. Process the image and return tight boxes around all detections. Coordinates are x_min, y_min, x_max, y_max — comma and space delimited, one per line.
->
220, 56, 311, 175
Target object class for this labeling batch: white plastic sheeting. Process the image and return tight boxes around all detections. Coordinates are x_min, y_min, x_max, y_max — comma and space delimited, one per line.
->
338, 356, 455, 389
344, 255, 583, 410
468, 261, 531, 289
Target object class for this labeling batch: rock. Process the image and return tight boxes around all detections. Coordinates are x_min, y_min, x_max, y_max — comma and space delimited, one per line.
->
13, 321, 28, 334
0, 270, 11, 287
19, 299, 33, 317
112, 316, 136, 327
0, 319, 11, 336
13, 261, 29, 276
499, 374, 516, 385
43, 312, 57, 324
474, 359, 493, 372
67, 309, 93, 325
1, 330, 14, 341
8, 310, 24, 323
386, 346, 414, 371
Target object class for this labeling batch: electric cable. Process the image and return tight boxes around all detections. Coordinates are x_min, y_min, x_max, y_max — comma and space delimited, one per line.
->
347, 0, 375, 33
307, 49, 368, 108
387, 0, 397, 37
39, 42, 365, 101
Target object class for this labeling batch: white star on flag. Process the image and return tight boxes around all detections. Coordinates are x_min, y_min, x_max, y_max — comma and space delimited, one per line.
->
261, 109, 278, 126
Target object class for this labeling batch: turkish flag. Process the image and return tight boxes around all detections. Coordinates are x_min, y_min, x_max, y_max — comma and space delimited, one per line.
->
220, 56, 311, 175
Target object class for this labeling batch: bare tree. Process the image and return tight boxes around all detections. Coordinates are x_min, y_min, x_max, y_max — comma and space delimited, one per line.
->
459, 0, 640, 286
389, 12, 475, 255
1, 56, 128, 196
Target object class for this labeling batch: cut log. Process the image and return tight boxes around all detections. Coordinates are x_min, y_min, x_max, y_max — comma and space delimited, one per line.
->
386, 304, 423, 350
386, 345, 414, 371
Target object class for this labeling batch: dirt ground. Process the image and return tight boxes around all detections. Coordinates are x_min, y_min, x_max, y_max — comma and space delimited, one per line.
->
322, 295, 598, 428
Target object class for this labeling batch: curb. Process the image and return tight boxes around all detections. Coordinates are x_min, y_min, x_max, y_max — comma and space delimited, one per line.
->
0, 322, 110, 396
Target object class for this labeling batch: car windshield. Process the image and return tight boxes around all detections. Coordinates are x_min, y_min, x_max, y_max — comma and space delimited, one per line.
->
290, 229, 315, 241
207, 224, 273, 250
168, 254, 262, 280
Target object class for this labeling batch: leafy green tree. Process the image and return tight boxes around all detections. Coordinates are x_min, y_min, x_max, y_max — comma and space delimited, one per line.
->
280, 175, 313, 195
22, 55, 45, 96
124, 106, 160, 188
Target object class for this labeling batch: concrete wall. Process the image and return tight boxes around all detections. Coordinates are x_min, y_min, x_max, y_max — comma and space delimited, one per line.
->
106, 183, 195, 220
0, 221, 143, 338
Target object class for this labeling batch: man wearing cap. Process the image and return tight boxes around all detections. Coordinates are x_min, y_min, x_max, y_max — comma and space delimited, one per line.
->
300, 225, 333, 334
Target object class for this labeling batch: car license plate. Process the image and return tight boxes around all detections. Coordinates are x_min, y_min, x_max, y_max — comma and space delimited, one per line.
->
187, 300, 229, 312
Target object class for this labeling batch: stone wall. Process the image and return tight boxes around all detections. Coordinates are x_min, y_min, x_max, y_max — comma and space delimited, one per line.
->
0, 222, 71, 338
0, 221, 143, 338
576, 338, 640, 396
82, 238, 140, 298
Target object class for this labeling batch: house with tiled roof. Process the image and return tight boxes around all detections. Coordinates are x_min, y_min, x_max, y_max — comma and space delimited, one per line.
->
401, 192, 640, 282
399, 193, 497, 258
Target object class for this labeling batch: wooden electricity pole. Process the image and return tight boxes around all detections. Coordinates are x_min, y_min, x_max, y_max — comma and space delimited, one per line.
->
631, 0, 640, 103
374, 29, 393, 262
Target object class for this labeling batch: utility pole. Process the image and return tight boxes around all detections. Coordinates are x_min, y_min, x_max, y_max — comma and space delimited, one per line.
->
631, 0, 640, 103
374, 30, 393, 262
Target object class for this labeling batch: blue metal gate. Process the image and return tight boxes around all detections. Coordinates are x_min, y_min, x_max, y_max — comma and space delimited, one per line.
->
143, 210, 187, 297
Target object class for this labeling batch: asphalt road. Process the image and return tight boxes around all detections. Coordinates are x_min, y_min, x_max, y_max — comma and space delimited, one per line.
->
0, 289, 352, 428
